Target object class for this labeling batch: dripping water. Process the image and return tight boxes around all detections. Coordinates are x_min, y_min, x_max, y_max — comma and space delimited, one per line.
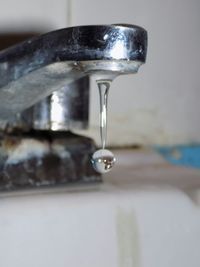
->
91, 79, 116, 174
98, 80, 109, 149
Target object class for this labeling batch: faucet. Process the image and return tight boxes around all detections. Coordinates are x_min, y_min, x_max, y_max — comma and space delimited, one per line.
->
0, 24, 147, 129
0, 24, 147, 190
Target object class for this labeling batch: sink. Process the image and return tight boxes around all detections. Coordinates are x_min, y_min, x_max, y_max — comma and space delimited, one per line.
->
0, 149, 200, 267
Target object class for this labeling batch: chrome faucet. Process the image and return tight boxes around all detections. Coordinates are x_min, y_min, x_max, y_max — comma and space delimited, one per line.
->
0, 24, 147, 130
0, 24, 147, 190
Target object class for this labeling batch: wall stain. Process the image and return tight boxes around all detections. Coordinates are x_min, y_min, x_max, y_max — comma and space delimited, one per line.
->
116, 208, 140, 267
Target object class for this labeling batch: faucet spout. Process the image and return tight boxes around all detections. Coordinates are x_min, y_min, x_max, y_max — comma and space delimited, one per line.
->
0, 24, 147, 126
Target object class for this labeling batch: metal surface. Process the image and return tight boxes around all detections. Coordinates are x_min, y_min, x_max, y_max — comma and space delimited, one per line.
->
12, 76, 90, 131
0, 24, 147, 127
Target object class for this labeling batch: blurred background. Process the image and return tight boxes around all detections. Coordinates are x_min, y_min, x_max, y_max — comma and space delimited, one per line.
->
0, 0, 200, 147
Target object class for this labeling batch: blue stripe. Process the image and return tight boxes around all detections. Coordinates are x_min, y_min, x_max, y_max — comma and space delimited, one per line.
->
156, 145, 200, 169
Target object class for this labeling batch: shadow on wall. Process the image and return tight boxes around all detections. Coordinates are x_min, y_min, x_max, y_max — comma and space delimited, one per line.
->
0, 33, 39, 51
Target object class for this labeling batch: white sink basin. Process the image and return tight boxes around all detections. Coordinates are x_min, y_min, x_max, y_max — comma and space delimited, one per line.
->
0, 149, 200, 267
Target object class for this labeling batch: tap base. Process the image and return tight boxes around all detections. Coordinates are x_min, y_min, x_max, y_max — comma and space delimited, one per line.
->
0, 131, 101, 192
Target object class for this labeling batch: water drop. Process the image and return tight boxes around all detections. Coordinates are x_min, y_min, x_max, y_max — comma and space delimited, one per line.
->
91, 79, 116, 174
91, 149, 116, 174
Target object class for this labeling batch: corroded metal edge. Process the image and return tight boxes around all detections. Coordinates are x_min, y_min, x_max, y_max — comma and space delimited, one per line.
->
0, 131, 101, 192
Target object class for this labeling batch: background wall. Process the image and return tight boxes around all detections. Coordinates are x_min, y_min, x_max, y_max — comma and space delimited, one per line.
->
0, 0, 200, 146
0, 0, 69, 32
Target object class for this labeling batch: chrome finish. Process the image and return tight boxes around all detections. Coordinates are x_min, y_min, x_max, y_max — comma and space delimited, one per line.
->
0, 24, 147, 129
24, 76, 89, 131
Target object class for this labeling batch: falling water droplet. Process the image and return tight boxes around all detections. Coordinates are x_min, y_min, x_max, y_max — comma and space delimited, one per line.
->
91, 149, 116, 174
91, 79, 116, 174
